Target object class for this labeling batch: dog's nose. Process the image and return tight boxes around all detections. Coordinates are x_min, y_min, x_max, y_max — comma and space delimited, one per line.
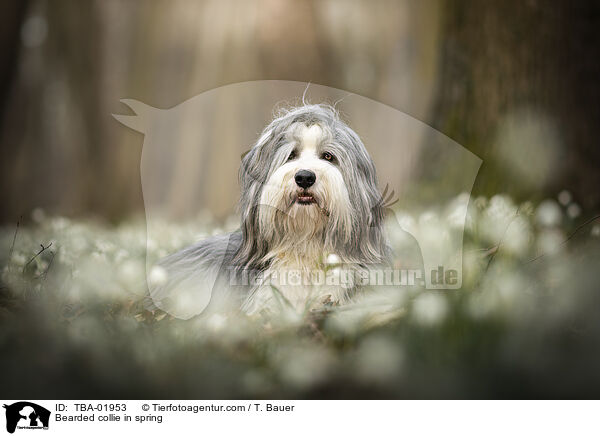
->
295, 170, 316, 189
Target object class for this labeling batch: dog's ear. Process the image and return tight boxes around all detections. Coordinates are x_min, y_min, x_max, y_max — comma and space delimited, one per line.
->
350, 179, 391, 264
234, 203, 269, 269
239, 146, 258, 186
239, 133, 275, 187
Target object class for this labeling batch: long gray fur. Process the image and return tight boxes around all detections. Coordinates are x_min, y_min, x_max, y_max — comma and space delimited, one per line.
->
148, 104, 389, 318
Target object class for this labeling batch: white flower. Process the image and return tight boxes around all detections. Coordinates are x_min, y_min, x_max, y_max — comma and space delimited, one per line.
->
479, 195, 519, 243
537, 229, 565, 255
536, 200, 562, 227
446, 201, 469, 230
567, 203, 581, 219
206, 314, 227, 332
473, 196, 488, 211
31, 207, 46, 223
118, 260, 144, 289
148, 265, 168, 287
519, 201, 535, 216
355, 335, 404, 383
503, 215, 532, 255
558, 190, 572, 206
278, 345, 334, 389
488, 195, 518, 220
50, 217, 70, 231
11, 253, 27, 267
411, 292, 448, 326
114, 249, 129, 263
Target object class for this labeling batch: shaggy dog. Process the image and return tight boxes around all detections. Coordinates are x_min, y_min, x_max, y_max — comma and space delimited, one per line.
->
150, 104, 390, 318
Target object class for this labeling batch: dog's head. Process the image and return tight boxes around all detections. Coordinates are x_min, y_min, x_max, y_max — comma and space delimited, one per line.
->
235, 104, 388, 268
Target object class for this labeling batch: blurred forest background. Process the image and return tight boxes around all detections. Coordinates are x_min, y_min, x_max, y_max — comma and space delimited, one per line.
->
0, 0, 599, 224
2, 0, 600, 400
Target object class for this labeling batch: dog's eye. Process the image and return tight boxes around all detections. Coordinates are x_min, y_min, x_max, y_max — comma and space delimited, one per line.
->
287, 150, 297, 161
321, 151, 335, 162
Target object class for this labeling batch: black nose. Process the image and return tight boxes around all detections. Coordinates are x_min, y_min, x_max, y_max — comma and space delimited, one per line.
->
295, 170, 316, 189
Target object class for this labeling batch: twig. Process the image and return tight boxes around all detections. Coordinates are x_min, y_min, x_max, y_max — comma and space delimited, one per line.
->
23, 242, 53, 274
7, 217, 21, 269
525, 213, 600, 264
466, 245, 499, 258
485, 206, 522, 272
466, 245, 498, 253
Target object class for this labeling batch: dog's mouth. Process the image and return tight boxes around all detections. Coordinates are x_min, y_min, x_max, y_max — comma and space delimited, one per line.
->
295, 191, 316, 205
288, 190, 330, 217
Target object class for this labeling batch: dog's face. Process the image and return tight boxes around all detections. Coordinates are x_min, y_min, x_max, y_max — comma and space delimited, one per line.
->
258, 122, 352, 240
236, 105, 388, 267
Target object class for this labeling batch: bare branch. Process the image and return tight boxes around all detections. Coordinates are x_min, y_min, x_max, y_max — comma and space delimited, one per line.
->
525, 213, 600, 264
23, 242, 53, 275
7, 216, 21, 270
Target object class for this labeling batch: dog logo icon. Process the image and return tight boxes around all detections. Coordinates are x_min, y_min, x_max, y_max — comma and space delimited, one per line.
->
3, 402, 50, 434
